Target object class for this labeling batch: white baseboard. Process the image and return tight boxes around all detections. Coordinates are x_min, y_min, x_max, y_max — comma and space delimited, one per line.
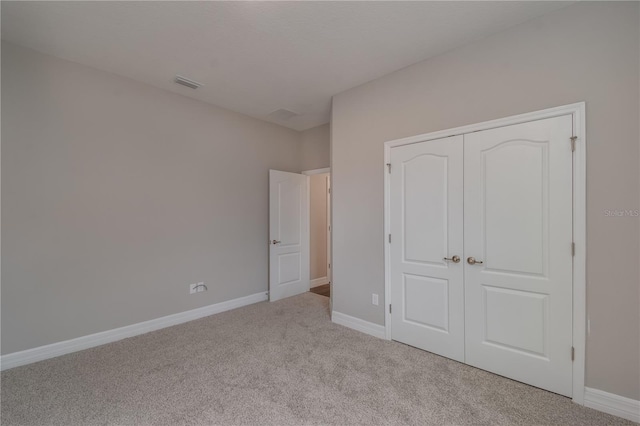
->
331, 311, 386, 339
0, 291, 268, 371
584, 387, 640, 423
310, 277, 329, 288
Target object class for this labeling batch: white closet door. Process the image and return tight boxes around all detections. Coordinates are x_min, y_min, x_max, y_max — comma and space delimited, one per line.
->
463, 115, 574, 396
390, 136, 465, 362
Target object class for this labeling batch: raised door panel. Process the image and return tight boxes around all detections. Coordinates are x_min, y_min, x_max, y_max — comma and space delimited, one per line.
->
483, 286, 548, 357
403, 154, 448, 265
482, 142, 548, 276
403, 274, 449, 332
278, 180, 302, 247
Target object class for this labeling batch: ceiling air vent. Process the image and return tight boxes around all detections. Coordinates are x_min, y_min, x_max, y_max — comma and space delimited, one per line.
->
268, 109, 299, 121
174, 75, 202, 89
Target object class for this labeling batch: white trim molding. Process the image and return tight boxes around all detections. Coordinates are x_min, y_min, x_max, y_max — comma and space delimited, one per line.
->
0, 291, 268, 371
332, 311, 386, 339
584, 387, 640, 423
383, 102, 586, 404
310, 277, 329, 288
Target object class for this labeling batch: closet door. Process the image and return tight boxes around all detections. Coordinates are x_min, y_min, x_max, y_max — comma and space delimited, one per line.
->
390, 136, 465, 362
463, 116, 573, 396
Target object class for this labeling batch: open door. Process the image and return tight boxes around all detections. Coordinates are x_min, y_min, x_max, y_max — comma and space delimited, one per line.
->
269, 170, 309, 301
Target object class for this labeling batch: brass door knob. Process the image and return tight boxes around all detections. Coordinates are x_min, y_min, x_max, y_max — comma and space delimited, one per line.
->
444, 255, 461, 263
467, 257, 484, 265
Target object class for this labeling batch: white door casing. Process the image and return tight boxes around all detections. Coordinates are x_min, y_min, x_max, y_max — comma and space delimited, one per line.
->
463, 115, 574, 396
269, 170, 310, 302
389, 136, 465, 362
326, 175, 332, 284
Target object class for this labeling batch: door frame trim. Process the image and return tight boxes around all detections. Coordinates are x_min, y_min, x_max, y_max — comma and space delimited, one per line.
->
383, 102, 586, 404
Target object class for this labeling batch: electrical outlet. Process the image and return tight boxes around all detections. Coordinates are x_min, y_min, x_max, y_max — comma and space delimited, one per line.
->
190, 282, 207, 294
372, 293, 379, 306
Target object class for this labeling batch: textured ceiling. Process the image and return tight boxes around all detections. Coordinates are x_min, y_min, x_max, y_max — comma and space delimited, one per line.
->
1, 1, 572, 131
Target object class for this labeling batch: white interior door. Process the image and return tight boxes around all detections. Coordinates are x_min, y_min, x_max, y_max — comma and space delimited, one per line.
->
464, 115, 574, 396
390, 136, 465, 362
269, 170, 309, 302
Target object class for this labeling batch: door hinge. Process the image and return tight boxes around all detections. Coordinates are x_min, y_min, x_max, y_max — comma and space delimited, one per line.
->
328, 263, 331, 269
386, 163, 391, 173
570, 136, 577, 152
328, 225, 331, 232
388, 234, 391, 243
571, 242, 575, 257
571, 346, 575, 361
328, 187, 331, 194
389, 304, 392, 314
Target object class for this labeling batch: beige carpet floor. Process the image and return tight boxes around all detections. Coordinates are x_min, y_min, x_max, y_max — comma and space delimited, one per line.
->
1, 293, 633, 426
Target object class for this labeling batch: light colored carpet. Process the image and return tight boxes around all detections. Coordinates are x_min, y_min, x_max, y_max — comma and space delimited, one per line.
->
1, 293, 633, 426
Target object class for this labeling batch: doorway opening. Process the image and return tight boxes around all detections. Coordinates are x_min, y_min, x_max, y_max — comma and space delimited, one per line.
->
268, 167, 331, 303
304, 168, 331, 299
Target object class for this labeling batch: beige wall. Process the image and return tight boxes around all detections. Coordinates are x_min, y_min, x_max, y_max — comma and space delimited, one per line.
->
1, 43, 304, 354
331, 2, 639, 400
300, 124, 330, 171
309, 173, 329, 282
